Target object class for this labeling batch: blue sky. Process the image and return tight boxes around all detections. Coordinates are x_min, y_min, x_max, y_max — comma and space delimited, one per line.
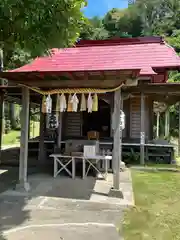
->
83, 0, 128, 18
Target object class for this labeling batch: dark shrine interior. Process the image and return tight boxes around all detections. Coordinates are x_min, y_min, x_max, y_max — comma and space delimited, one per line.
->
82, 99, 111, 138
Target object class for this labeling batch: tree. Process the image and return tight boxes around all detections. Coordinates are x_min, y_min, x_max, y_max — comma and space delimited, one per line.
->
0, 0, 87, 68
166, 30, 180, 83
6, 47, 32, 69
135, 0, 180, 36
103, 8, 128, 37
103, 7, 142, 38
117, 6, 143, 37
153, 0, 180, 36
166, 30, 180, 53
80, 16, 109, 40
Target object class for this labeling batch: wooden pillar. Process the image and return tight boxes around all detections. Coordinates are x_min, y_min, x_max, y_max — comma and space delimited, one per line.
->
18, 87, 30, 191
38, 111, 46, 163
112, 88, 122, 190
110, 100, 114, 138
140, 92, 145, 165
156, 112, 160, 138
165, 107, 170, 138
57, 112, 63, 148
0, 49, 4, 164
0, 91, 4, 163
126, 98, 130, 139
178, 103, 180, 156
149, 99, 154, 140
28, 105, 31, 139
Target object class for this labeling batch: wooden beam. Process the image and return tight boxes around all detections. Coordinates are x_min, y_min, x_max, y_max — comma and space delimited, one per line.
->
66, 72, 75, 80
101, 71, 106, 81
84, 72, 89, 81
140, 92, 145, 165
123, 84, 180, 94
18, 87, 30, 191
112, 88, 122, 190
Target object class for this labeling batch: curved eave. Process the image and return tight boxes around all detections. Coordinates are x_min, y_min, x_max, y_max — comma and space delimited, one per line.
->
0, 69, 141, 89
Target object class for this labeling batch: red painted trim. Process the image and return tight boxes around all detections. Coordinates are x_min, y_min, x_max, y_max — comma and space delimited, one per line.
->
76, 37, 164, 47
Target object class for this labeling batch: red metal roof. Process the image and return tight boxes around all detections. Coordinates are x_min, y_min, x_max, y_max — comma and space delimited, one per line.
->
10, 37, 180, 75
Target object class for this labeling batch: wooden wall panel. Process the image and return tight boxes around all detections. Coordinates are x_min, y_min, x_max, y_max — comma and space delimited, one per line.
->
130, 97, 141, 138
63, 112, 82, 137
130, 96, 150, 139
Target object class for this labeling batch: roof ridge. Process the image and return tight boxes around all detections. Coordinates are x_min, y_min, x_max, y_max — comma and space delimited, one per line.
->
76, 36, 164, 47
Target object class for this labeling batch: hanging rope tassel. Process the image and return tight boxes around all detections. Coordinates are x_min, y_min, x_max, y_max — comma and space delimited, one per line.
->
80, 93, 86, 111
41, 95, 46, 113
19, 83, 125, 95
70, 93, 79, 112
87, 93, 93, 113
60, 93, 67, 112
92, 93, 98, 112
46, 94, 52, 113
67, 94, 73, 112
56, 94, 60, 112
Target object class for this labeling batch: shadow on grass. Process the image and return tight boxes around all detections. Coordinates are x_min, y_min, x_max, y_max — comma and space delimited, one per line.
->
0, 167, 30, 240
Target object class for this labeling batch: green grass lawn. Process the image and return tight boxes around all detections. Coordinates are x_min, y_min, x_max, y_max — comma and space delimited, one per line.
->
2, 130, 20, 145
2, 121, 40, 146
143, 163, 180, 168
123, 170, 180, 240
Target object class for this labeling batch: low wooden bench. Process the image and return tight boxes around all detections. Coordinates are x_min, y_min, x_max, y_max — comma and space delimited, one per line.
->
50, 153, 112, 180
50, 154, 75, 179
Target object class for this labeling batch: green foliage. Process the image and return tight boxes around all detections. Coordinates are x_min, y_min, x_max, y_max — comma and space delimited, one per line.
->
80, 17, 109, 40
4, 119, 11, 134
30, 108, 40, 122
166, 30, 180, 53
103, 7, 142, 38
7, 46, 32, 69
3, 102, 12, 133
9, 104, 21, 130
135, 0, 180, 36
0, 0, 86, 68
167, 30, 180, 84
123, 148, 140, 164
169, 71, 180, 82
117, 6, 142, 37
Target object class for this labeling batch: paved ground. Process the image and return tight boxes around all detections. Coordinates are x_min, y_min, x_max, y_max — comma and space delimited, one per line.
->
0, 195, 125, 240
0, 167, 134, 240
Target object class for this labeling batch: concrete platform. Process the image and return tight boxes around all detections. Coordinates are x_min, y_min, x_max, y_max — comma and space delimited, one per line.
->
2, 169, 134, 206
0, 194, 125, 240
0, 168, 133, 240
3, 224, 120, 240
